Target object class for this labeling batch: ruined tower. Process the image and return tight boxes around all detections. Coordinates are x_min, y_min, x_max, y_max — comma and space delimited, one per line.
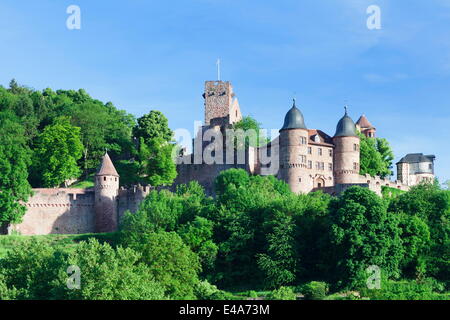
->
333, 108, 361, 184
203, 81, 242, 126
95, 152, 119, 232
278, 99, 310, 193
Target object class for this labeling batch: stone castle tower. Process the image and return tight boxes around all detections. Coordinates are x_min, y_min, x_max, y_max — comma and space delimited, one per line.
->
333, 109, 361, 184
204, 81, 242, 126
278, 99, 311, 193
94, 152, 119, 232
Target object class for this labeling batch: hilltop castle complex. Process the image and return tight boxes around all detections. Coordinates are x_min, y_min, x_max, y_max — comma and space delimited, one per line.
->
9, 80, 435, 235
174, 80, 435, 195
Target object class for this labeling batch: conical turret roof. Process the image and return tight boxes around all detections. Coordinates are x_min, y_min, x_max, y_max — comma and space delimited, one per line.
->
356, 114, 374, 129
96, 152, 119, 177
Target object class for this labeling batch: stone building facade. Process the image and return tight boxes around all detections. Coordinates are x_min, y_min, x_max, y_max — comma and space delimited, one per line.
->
175, 80, 434, 196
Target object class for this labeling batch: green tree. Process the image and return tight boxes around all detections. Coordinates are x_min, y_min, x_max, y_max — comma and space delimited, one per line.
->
376, 138, 394, 176
295, 191, 333, 282
359, 133, 393, 178
232, 116, 269, 148
138, 137, 177, 186
178, 216, 218, 273
139, 231, 201, 299
133, 111, 176, 186
257, 209, 297, 288
33, 117, 83, 187
71, 100, 135, 176
389, 183, 450, 285
397, 213, 430, 278
211, 170, 293, 287
0, 111, 32, 232
328, 186, 403, 289
133, 110, 173, 143
61, 239, 165, 300
0, 239, 166, 300
0, 240, 63, 299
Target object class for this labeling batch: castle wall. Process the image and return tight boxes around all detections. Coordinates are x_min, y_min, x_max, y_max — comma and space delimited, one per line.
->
12, 188, 95, 235
118, 185, 152, 224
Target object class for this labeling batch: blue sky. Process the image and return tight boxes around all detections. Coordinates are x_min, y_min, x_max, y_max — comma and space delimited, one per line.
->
1, 0, 449, 182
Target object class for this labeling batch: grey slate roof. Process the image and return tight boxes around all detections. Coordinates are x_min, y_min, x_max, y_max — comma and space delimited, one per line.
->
334, 109, 357, 137
280, 99, 307, 130
397, 153, 436, 164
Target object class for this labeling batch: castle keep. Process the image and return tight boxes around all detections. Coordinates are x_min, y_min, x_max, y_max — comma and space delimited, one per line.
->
9, 80, 435, 235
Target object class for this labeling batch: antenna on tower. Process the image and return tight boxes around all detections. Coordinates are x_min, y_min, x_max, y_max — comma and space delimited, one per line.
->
216, 58, 221, 81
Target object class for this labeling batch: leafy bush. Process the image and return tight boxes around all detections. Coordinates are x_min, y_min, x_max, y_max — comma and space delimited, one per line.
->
300, 281, 329, 300
60, 239, 165, 300
360, 278, 447, 300
195, 280, 236, 300
265, 286, 297, 300
0, 238, 166, 300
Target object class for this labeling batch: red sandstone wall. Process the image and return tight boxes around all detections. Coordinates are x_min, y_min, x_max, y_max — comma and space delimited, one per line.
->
12, 189, 95, 235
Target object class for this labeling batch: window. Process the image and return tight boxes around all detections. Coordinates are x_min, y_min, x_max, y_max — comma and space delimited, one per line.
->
328, 163, 333, 171
308, 147, 312, 155
316, 162, 324, 170
300, 137, 307, 145
329, 149, 333, 157
308, 160, 312, 169
353, 144, 359, 151
300, 155, 307, 163
318, 148, 323, 156
103, 177, 106, 181
353, 162, 358, 170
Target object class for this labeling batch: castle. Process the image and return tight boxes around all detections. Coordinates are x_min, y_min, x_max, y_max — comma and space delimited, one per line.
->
8, 80, 435, 235
174, 80, 435, 196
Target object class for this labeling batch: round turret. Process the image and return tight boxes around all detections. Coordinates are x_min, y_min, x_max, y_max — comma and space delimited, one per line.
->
333, 108, 360, 184
94, 152, 119, 232
278, 99, 311, 193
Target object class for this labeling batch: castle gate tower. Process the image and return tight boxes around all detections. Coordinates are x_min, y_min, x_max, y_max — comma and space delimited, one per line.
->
94, 152, 119, 232
333, 109, 361, 184
278, 100, 310, 193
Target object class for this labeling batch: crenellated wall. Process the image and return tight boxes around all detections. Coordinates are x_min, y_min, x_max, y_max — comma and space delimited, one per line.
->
11, 184, 155, 236
118, 185, 152, 223
12, 188, 95, 235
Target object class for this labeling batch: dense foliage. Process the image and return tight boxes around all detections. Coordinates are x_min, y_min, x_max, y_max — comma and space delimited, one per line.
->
0, 169, 448, 300
359, 133, 394, 178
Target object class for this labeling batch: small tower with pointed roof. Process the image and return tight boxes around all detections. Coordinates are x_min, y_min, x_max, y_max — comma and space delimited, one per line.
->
333, 107, 361, 184
356, 114, 376, 138
94, 152, 119, 233
278, 99, 310, 193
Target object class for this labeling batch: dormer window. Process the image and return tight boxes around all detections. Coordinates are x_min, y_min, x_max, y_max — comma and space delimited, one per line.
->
314, 135, 320, 143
